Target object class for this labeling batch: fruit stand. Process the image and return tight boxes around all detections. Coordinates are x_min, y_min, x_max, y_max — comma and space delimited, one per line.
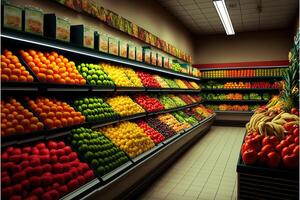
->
237, 32, 299, 199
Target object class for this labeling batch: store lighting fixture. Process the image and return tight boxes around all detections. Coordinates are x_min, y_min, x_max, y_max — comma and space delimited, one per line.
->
213, 0, 235, 35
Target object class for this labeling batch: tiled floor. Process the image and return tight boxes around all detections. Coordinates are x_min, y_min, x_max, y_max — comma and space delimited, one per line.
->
137, 126, 245, 200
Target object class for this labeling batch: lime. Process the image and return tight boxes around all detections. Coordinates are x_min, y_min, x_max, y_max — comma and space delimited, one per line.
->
87, 75, 92, 81
90, 80, 96, 85
96, 166, 105, 175
81, 63, 86, 67
97, 80, 102, 85
82, 67, 88, 72
92, 74, 98, 80
88, 69, 95, 75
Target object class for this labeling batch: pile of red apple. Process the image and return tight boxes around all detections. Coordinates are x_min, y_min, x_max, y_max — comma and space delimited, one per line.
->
242, 124, 299, 169
134, 94, 165, 112
1, 141, 95, 200
137, 71, 161, 88
178, 94, 194, 104
136, 120, 165, 144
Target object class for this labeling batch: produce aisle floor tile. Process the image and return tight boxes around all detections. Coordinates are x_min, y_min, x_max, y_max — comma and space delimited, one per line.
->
137, 126, 245, 200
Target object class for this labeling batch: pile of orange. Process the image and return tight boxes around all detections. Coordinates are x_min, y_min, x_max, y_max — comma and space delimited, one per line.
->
27, 96, 85, 129
1, 50, 34, 82
19, 49, 86, 85
1, 98, 44, 137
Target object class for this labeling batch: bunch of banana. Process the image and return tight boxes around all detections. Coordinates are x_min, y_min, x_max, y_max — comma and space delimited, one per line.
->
246, 111, 299, 139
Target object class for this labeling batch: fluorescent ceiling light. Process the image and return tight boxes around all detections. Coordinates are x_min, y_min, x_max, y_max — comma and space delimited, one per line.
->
213, 0, 235, 35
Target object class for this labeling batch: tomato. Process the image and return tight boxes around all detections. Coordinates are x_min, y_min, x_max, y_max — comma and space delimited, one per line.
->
286, 135, 295, 144
293, 128, 299, 137
282, 153, 299, 169
269, 136, 279, 147
293, 145, 299, 156
242, 149, 257, 165
280, 139, 289, 147
261, 144, 273, 154
283, 123, 293, 132
275, 143, 285, 152
257, 151, 267, 165
294, 136, 299, 144
254, 135, 263, 143
291, 107, 298, 115
289, 143, 297, 150
266, 152, 281, 168
281, 146, 293, 157
262, 136, 271, 146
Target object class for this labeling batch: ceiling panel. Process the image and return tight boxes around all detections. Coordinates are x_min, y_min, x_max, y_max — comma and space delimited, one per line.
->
156, 0, 298, 35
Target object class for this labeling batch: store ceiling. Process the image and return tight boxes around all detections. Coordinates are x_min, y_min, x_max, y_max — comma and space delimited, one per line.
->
156, 0, 298, 34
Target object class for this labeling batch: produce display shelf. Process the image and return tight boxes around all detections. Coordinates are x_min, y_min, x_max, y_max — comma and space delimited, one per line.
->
198, 65, 288, 71
101, 161, 134, 183
1, 30, 199, 81
115, 87, 146, 92
1, 102, 203, 147
132, 144, 164, 164
204, 99, 268, 103
146, 88, 201, 92
60, 178, 101, 200
82, 115, 215, 200
200, 76, 283, 80
215, 111, 254, 114
237, 132, 299, 200
201, 88, 279, 92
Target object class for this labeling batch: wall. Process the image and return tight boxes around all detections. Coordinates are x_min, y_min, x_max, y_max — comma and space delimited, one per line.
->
193, 29, 293, 65
11, 0, 194, 60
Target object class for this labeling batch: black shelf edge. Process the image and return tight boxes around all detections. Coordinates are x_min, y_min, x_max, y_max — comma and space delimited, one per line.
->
215, 111, 254, 114
101, 161, 134, 182
60, 178, 101, 200
146, 88, 201, 92
198, 65, 288, 71
200, 76, 283, 80
162, 134, 181, 145
203, 99, 268, 103
1, 30, 199, 81
119, 113, 147, 122
116, 87, 146, 92
132, 145, 162, 164
201, 88, 279, 92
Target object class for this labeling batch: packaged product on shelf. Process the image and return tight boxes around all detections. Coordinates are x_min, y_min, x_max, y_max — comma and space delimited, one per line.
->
136, 46, 143, 62
143, 48, 151, 64
99, 32, 109, 53
44, 14, 70, 42
128, 43, 136, 60
169, 58, 173, 69
2, 4, 23, 31
151, 51, 157, 66
163, 56, 169, 68
119, 40, 128, 58
70, 25, 95, 49
108, 37, 119, 56
24, 7, 44, 35
132, 23, 139, 38
157, 53, 162, 67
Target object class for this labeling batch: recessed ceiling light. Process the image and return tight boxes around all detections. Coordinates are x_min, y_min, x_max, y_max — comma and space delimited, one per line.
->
213, 0, 235, 35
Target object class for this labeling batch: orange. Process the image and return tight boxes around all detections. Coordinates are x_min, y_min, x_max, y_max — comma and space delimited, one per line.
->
54, 119, 62, 128
62, 112, 70, 118
30, 117, 39, 124
56, 106, 63, 112
1, 124, 7, 130
1, 113, 6, 118
74, 116, 81, 124
47, 69, 54, 75
12, 68, 21, 75
8, 106, 16, 112
2, 68, 11, 75
39, 68, 47, 73
21, 119, 30, 127
19, 76, 27, 82
2, 108, 10, 114
63, 58, 69, 63
30, 124, 38, 131
10, 75, 18, 81
47, 112, 55, 119
37, 122, 44, 130
39, 112, 47, 120
58, 67, 66, 73
1, 62, 7, 68
48, 55, 55, 61
25, 112, 34, 119
58, 55, 64, 59
37, 73, 46, 82
46, 75, 54, 82
25, 56, 33, 62
16, 105, 24, 111
6, 122, 13, 128
21, 71, 30, 76
69, 61, 75, 66
80, 115, 85, 122
67, 117, 74, 126
22, 109, 30, 115
61, 118, 68, 126
16, 63, 23, 68
15, 125, 25, 133
56, 111, 62, 119
42, 105, 50, 112
80, 79, 86, 85
28, 49, 36, 56
1, 74, 9, 81
5, 128, 15, 135
58, 79, 66, 84
44, 118, 54, 129
55, 58, 62, 64
27, 76, 34, 82
32, 67, 39, 73
12, 119, 18, 126
51, 52, 58, 58
35, 108, 43, 115
7, 114, 14, 120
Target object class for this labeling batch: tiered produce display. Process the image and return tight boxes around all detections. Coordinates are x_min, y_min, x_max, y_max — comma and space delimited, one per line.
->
202, 81, 281, 89
1, 27, 216, 199
240, 31, 299, 177
202, 92, 270, 101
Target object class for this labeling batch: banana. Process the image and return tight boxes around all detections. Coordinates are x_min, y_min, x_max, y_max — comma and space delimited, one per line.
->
281, 113, 299, 121
285, 120, 300, 126
265, 123, 274, 136
272, 118, 287, 125
270, 122, 285, 139
271, 111, 285, 122
254, 115, 272, 130
258, 121, 266, 135
245, 122, 250, 130
251, 113, 267, 130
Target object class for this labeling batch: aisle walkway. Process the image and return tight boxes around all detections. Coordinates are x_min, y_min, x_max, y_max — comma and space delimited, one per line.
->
137, 126, 245, 200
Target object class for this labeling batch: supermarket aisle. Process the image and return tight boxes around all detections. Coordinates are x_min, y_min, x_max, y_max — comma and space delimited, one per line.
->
137, 126, 245, 200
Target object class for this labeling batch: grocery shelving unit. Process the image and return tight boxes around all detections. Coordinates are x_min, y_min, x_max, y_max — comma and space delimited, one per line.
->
1, 29, 213, 200
198, 66, 287, 125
